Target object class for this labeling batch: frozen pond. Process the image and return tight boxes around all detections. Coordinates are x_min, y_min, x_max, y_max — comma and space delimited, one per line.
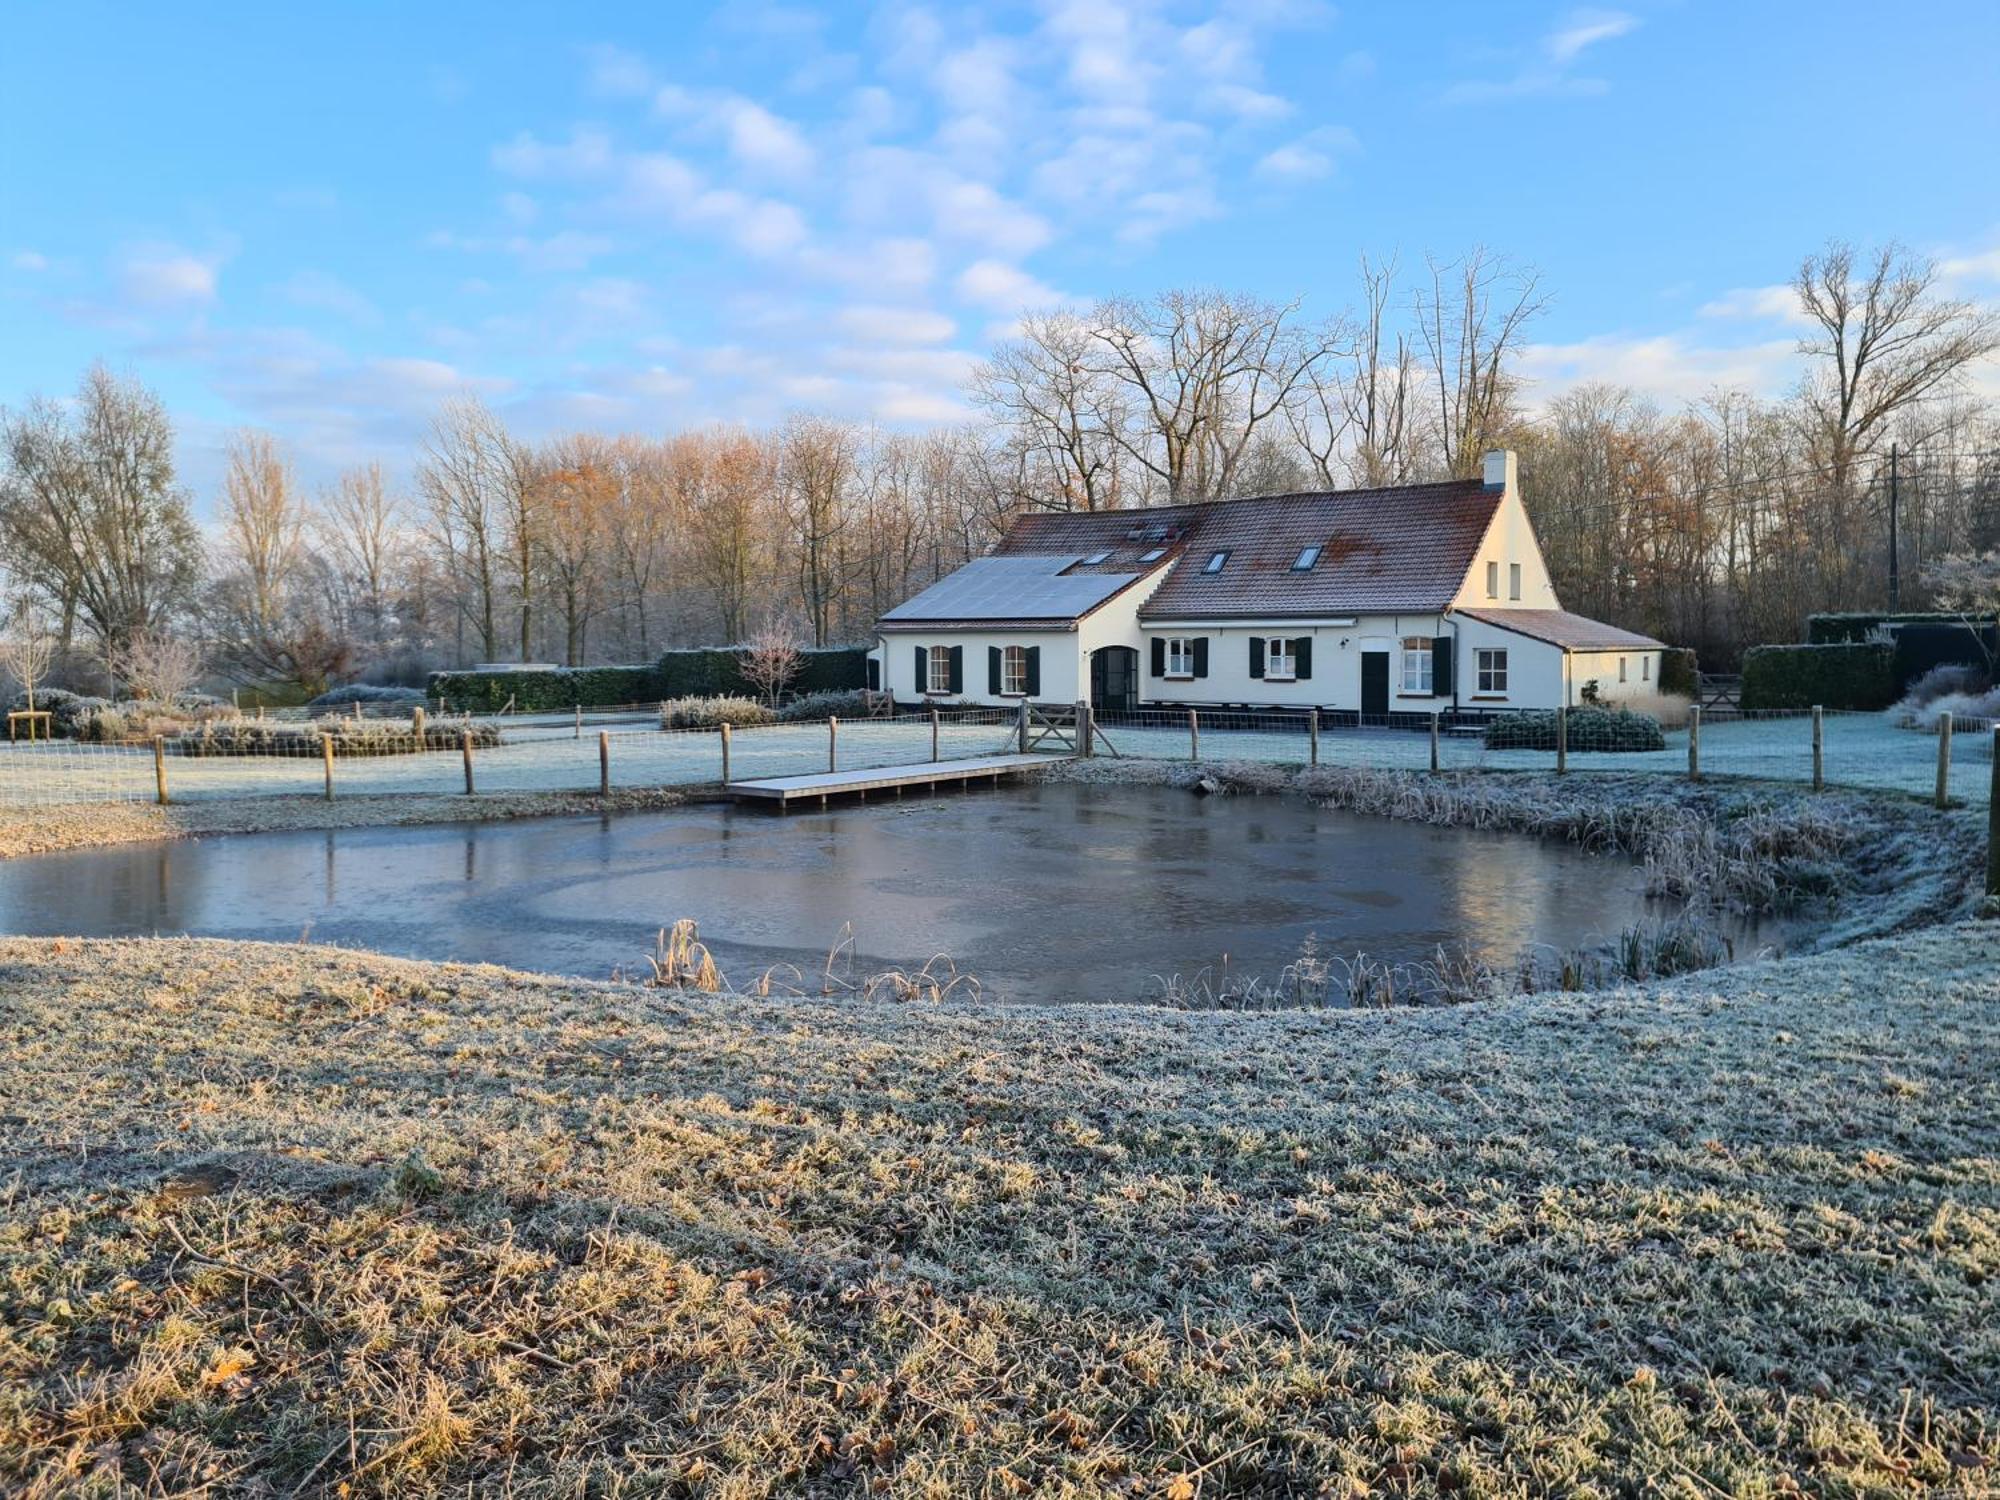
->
0, 783, 1727, 1002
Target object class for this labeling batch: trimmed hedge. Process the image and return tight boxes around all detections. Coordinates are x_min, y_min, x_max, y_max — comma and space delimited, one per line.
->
429, 647, 870, 712
308, 684, 428, 709
1484, 707, 1666, 752
1739, 642, 1898, 710
172, 719, 499, 758
1806, 611, 1997, 644
1658, 647, 1699, 698
1889, 622, 1997, 689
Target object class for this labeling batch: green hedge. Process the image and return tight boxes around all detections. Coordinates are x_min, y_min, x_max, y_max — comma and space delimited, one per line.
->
429, 647, 871, 713
1740, 643, 1898, 710
1484, 707, 1665, 752
1658, 647, 1699, 697
1806, 611, 1996, 644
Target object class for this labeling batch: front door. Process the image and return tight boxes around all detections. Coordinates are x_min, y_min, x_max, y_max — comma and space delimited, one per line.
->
1091, 646, 1138, 711
1361, 651, 1390, 719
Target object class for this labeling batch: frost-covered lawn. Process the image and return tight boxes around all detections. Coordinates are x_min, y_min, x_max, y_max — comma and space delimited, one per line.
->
0, 924, 1993, 1494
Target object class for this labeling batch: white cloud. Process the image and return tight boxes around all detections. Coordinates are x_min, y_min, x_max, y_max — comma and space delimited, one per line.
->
118, 245, 223, 306
491, 128, 615, 180
12, 249, 50, 272
720, 99, 815, 177
834, 304, 957, 344
1516, 332, 1800, 405
499, 191, 538, 226
1444, 9, 1639, 104
1546, 8, 1639, 64
1255, 125, 1360, 183
1697, 284, 1806, 324
282, 270, 381, 325
584, 44, 652, 98
956, 259, 1064, 313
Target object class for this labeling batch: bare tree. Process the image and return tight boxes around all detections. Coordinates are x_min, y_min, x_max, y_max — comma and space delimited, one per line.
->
419, 397, 506, 662
536, 435, 616, 666
972, 313, 1129, 511
1415, 249, 1546, 478
778, 416, 857, 646
739, 617, 803, 705
317, 462, 403, 652
109, 629, 204, 704
0, 365, 203, 654
0, 598, 57, 710
1795, 240, 2000, 488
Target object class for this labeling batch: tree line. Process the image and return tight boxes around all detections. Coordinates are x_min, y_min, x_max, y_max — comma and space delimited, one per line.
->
3, 238, 1997, 697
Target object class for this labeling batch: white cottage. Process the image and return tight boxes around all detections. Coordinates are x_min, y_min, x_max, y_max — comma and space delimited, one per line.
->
871, 451, 1665, 717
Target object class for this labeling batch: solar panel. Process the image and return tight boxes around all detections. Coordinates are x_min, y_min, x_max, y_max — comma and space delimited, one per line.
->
880, 555, 1140, 623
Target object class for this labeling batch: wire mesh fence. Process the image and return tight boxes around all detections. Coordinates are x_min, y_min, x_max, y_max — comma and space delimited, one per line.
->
0, 700, 1990, 811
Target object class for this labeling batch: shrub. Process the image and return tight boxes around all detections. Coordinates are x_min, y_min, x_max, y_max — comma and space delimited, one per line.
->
658, 696, 775, 730
429, 648, 871, 713
1740, 642, 1897, 710
8, 688, 108, 738
172, 718, 499, 757
1658, 647, 1699, 697
1483, 707, 1666, 752
1888, 666, 2000, 731
309, 683, 428, 710
774, 690, 890, 723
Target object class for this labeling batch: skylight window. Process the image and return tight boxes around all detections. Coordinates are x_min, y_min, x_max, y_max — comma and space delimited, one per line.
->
1081, 550, 1112, 565
1292, 545, 1322, 571
1139, 547, 1166, 563
1202, 550, 1229, 574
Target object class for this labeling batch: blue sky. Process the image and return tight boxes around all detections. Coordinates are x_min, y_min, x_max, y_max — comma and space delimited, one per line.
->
4, 0, 1997, 502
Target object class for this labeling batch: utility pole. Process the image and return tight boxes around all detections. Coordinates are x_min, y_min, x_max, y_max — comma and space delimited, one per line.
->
1887, 442, 1901, 612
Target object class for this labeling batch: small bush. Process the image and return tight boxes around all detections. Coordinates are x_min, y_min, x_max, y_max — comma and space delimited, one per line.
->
1657, 647, 1699, 697
1888, 664, 2000, 731
309, 683, 428, 710
1739, 642, 1897, 711
8, 688, 108, 738
1484, 707, 1666, 752
172, 718, 498, 757
774, 689, 890, 723
658, 696, 775, 730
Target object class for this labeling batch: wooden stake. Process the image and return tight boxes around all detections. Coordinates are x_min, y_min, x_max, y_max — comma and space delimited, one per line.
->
1988, 727, 1999, 899
1188, 708, 1199, 762
322, 733, 335, 801
720, 720, 732, 784
1688, 704, 1701, 781
930, 708, 940, 762
153, 735, 168, 806
1309, 707, 1319, 766
1935, 712, 1952, 809
1811, 704, 1824, 792
412, 706, 426, 744
599, 730, 611, 796
1430, 712, 1440, 773
829, 715, 839, 772
1017, 700, 1029, 754
1555, 706, 1568, 775
1075, 700, 1093, 759
461, 728, 475, 795
574, 704, 583, 739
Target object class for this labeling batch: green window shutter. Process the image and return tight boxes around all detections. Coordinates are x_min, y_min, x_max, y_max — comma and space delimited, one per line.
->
1025, 646, 1041, 696
947, 645, 963, 694
913, 645, 928, 692
1150, 637, 1165, 676
1432, 636, 1453, 697
1192, 638, 1209, 679
1293, 637, 1312, 680
987, 645, 1002, 695
1249, 637, 1265, 678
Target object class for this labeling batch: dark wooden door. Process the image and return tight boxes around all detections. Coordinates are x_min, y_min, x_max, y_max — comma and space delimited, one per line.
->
1361, 651, 1390, 718
1091, 647, 1137, 711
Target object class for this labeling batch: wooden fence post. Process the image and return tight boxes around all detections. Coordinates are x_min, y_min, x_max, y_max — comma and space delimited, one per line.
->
1075, 700, 1094, 759
153, 736, 168, 806
1988, 728, 1999, 899
1555, 706, 1568, 775
1188, 708, 1199, 762
1017, 701, 1029, 754
1309, 707, 1319, 767
930, 708, 940, 763
1688, 705, 1701, 781
574, 704, 582, 740
720, 721, 732, 784
461, 728, 475, 795
599, 730, 611, 796
1811, 705, 1824, 792
1430, 712, 1440, 774
1935, 713, 1952, 809
829, 715, 839, 772
322, 733, 335, 801
412, 706, 426, 744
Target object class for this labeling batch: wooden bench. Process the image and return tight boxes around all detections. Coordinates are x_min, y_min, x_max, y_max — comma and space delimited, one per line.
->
7, 709, 53, 743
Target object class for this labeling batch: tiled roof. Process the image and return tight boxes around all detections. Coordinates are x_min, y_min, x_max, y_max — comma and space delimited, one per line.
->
878, 554, 1155, 629
993, 480, 1500, 620
1456, 608, 1665, 650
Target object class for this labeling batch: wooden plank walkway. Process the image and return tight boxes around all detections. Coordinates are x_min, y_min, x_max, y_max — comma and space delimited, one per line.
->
729, 752, 1072, 805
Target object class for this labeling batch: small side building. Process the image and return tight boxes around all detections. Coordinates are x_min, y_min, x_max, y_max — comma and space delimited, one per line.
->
871, 451, 1664, 716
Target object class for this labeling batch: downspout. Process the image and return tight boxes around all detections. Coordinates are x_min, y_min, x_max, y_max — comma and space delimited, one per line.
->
1445, 610, 1462, 714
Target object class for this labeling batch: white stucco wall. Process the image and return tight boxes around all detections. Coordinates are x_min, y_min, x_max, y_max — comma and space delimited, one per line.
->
1452, 483, 1561, 612
878, 629, 1083, 706
1136, 615, 1462, 711
1564, 648, 1666, 705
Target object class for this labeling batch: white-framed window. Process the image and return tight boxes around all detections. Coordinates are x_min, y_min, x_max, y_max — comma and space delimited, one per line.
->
1476, 647, 1508, 694
1642, 656, 1651, 681
1265, 637, 1295, 681
1401, 636, 1433, 693
1618, 656, 1628, 683
1509, 562, 1522, 600
1486, 560, 1499, 598
1002, 644, 1027, 696
927, 648, 953, 694
1166, 637, 1196, 677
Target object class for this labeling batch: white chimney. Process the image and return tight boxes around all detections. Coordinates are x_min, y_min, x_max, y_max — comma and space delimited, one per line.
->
1482, 449, 1516, 491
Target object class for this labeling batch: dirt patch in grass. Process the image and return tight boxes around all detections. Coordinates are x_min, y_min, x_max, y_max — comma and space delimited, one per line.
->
0, 929, 1994, 1494
0, 787, 693, 861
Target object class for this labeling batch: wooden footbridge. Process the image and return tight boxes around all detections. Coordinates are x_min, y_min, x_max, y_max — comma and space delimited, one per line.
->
726, 702, 1099, 809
